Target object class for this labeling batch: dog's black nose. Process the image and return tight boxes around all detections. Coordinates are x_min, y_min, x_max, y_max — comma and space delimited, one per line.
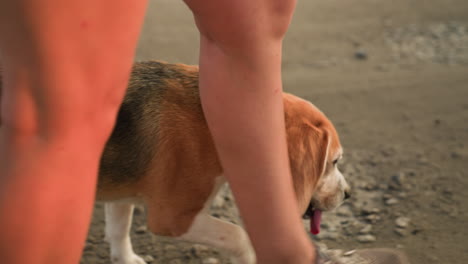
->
344, 191, 351, 200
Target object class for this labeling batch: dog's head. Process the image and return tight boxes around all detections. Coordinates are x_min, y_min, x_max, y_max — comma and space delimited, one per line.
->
284, 93, 349, 233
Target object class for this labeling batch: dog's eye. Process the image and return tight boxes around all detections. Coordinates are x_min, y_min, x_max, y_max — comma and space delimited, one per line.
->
333, 159, 339, 166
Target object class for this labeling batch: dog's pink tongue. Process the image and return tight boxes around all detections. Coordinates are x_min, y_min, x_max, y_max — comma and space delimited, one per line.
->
310, 210, 322, 235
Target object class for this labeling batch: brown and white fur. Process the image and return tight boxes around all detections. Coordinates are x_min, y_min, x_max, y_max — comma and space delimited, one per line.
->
0, 61, 349, 264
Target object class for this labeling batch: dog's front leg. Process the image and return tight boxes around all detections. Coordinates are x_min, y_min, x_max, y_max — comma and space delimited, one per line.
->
104, 202, 146, 264
178, 213, 256, 264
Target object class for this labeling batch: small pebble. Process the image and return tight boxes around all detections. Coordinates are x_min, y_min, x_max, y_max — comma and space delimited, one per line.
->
202, 257, 220, 264
357, 234, 376, 243
451, 152, 461, 159
143, 255, 154, 263
343, 250, 356, 256
133, 205, 145, 215
359, 224, 373, 234
212, 195, 225, 208
398, 192, 408, 199
135, 225, 147, 234
386, 198, 399, 205
395, 217, 411, 228
365, 214, 381, 223
391, 172, 405, 186
190, 244, 210, 256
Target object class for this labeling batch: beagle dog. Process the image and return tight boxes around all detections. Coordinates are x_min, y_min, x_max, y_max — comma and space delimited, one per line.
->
0, 61, 350, 264
97, 61, 350, 264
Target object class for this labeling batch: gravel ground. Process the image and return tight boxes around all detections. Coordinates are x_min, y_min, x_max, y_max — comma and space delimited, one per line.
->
81, 144, 465, 264
385, 22, 468, 65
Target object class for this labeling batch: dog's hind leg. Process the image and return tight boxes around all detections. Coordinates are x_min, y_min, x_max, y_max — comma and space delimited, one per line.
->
177, 213, 256, 264
105, 202, 146, 264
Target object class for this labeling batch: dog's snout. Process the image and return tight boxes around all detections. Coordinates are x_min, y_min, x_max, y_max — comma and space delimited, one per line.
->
344, 190, 351, 200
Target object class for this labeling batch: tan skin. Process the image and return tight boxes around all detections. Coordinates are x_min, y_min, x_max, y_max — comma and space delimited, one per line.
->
0, 0, 315, 263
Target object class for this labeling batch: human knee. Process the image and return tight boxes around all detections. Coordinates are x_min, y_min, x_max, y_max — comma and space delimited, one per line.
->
186, 0, 296, 50
264, 0, 297, 38
2, 93, 122, 145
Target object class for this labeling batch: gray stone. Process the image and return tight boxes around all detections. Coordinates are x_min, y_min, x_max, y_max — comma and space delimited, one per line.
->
344, 250, 357, 256
357, 234, 376, 243
135, 225, 147, 234
391, 172, 406, 186
143, 255, 155, 263
190, 244, 210, 256
395, 217, 411, 228
362, 183, 378, 191
359, 224, 373, 234
365, 214, 381, 223
133, 205, 145, 215
385, 198, 399, 205
202, 257, 220, 264
212, 195, 225, 208
451, 152, 461, 159
398, 192, 408, 199
355, 50, 368, 60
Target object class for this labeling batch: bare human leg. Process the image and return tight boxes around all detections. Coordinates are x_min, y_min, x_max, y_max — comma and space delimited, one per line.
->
0, 1, 147, 263
184, 1, 316, 263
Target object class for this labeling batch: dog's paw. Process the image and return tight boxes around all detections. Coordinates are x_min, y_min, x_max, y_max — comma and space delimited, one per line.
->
110, 253, 147, 264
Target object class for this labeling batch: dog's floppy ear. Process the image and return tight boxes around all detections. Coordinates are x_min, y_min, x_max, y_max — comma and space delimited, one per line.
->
288, 122, 331, 205
307, 124, 331, 188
